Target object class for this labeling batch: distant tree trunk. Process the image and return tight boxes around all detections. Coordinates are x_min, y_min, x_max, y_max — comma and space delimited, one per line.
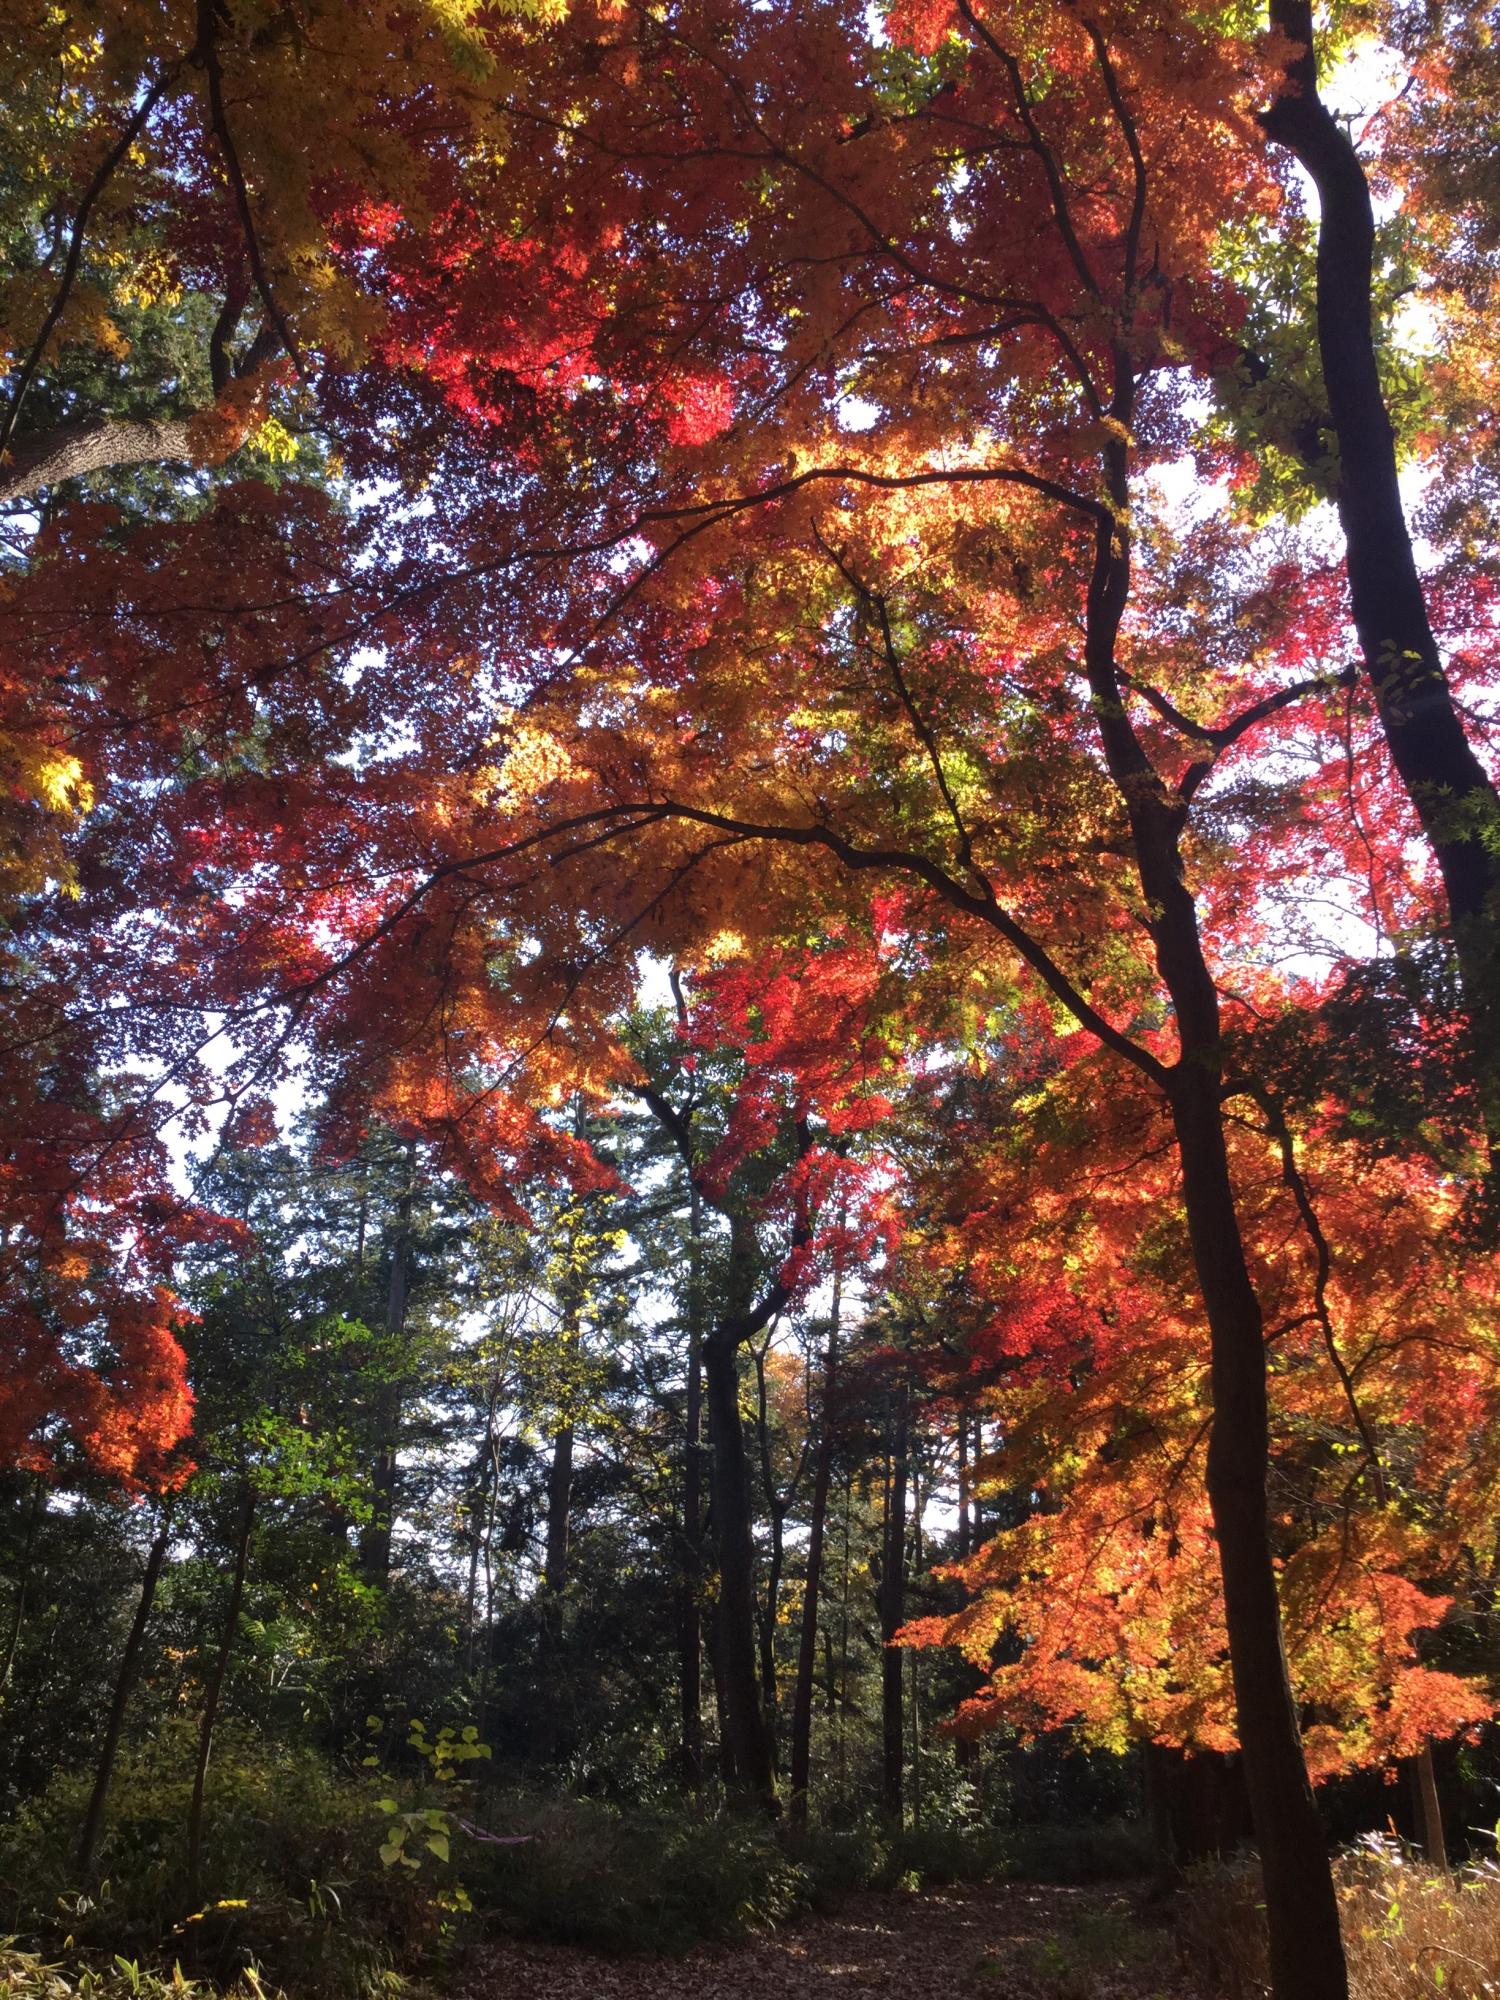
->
704, 1323, 778, 1810
953, 1412, 978, 1773
879, 1390, 909, 1824
789, 1274, 842, 1823
187, 1484, 254, 1906
909, 1431, 924, 1830
542, 1418, 575, 1596
678, 1259, 705, 1788
360, 1152, 414, 1583
956, 1416, 972, 1563
1410, 1742, 1448, 1870
78, 1501, 174, 1878
1143, 1742, 1178, 1895
1, 1475, 45, 1690
752, 1336, 786, 1758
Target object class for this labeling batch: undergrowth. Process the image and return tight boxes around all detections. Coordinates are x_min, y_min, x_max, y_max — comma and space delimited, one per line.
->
1181, 1836, 1500, 2000
0, 1728, 1152, 1991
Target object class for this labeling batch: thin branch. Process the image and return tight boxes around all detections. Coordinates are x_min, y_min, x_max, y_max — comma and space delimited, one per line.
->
957, 0, 1102, 304
1083, 22, 1147, 303
0, 63, 183, 461
197, 0, 305, 381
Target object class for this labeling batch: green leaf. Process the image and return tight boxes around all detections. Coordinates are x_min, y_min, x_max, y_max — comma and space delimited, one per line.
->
375, 1797, 399, 1813
425, 1833, 450, 1862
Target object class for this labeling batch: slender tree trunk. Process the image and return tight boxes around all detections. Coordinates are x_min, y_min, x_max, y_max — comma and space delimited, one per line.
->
704, 1325, 778, 1809
360, 1154, 414, 1583
953, 1414, 977, 1773
751, 1339, 785, 1758
709, 1596, 737, 1783
1264, 0, 1500, 1137
1169, 1069, 1346, 2000
679, 1181, 706, 1789
908, 1432, 923, 1830
1, 1476, 45, 1691
1410, 1742, 1448, 1870
78, 1503, 174, 1878
879, 1390, 909, 1824
1143, 1743, 1178, 1895
1070, 361, 1348, 1992
187, 1484, 254, 1907
789, 1276, 842, 1823
542, 1419, 575, 1596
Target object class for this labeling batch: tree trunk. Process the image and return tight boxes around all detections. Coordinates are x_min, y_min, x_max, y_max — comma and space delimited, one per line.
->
1, 1476, 45, 1690
751, 1338, 786, 1758
360, 1157, 414, 1584
1143, 1742, 1178, 1896
953, 1413, 978, 1773
1264, 0, 1500, 1136
879, 1390, 909, 1825
704, 1325, 778, 1809
187, 1484, 254, 1907
1410, 1741, 1448, 1870
0, 414, 199, 505
542, 1419, 575, 1596
78, 1503, 174, 1878
1170, 1069, 1347, 2000
679, 1298, 705, 1789
1071, 371, 1348, 1994
789, 1276, 842, 1823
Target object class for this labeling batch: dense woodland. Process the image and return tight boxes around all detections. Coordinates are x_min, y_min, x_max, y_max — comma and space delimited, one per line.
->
4, 1, 1500, 1996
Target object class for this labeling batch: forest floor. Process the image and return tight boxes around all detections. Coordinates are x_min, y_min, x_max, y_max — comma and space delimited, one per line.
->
463, 1880, 1193, 2000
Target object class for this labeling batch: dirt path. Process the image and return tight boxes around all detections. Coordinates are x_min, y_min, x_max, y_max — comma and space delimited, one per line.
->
462, 1881, 1190, 1999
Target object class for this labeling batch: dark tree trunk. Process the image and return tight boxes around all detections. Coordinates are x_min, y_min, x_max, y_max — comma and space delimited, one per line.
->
1409, 1742, 1448, 1870
360, 1157, 414, 1584
187, 1484, 254, 1907
789, 1281, 842, 1823
1264, 0, 1500, 1136
1, 1476, 45, 1691
878, 1391, 909, 1824
709, 1597, 738, 1785
751, 1338, 786, 1758
953, 1413, 978, 1772
704, 1324, 778, 1809
542, 1419, 575, 1596
678, 1179, 706, 1789
679, 1318, 705, 1788
1169, 1068, 1347, 2000
1143, 1742, 1178, 1895
1066, 347, 1349, 1991
78, 1503, 174, 1878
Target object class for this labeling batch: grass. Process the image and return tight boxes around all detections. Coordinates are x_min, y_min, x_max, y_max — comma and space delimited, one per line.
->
1180, 1836, 1500, 2000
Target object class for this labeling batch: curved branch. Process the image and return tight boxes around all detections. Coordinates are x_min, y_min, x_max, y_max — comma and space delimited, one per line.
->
0, 63, 183, 462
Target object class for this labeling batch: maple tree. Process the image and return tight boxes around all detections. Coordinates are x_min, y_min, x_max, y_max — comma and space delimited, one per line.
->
2, 0, 1499, 1992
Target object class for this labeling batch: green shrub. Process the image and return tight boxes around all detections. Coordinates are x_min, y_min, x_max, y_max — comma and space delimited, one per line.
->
885, 1823, 1011, 1887
0, 1940, 280, 2000
460, 1793, 813, 1953
0, 1727, 417, 1999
